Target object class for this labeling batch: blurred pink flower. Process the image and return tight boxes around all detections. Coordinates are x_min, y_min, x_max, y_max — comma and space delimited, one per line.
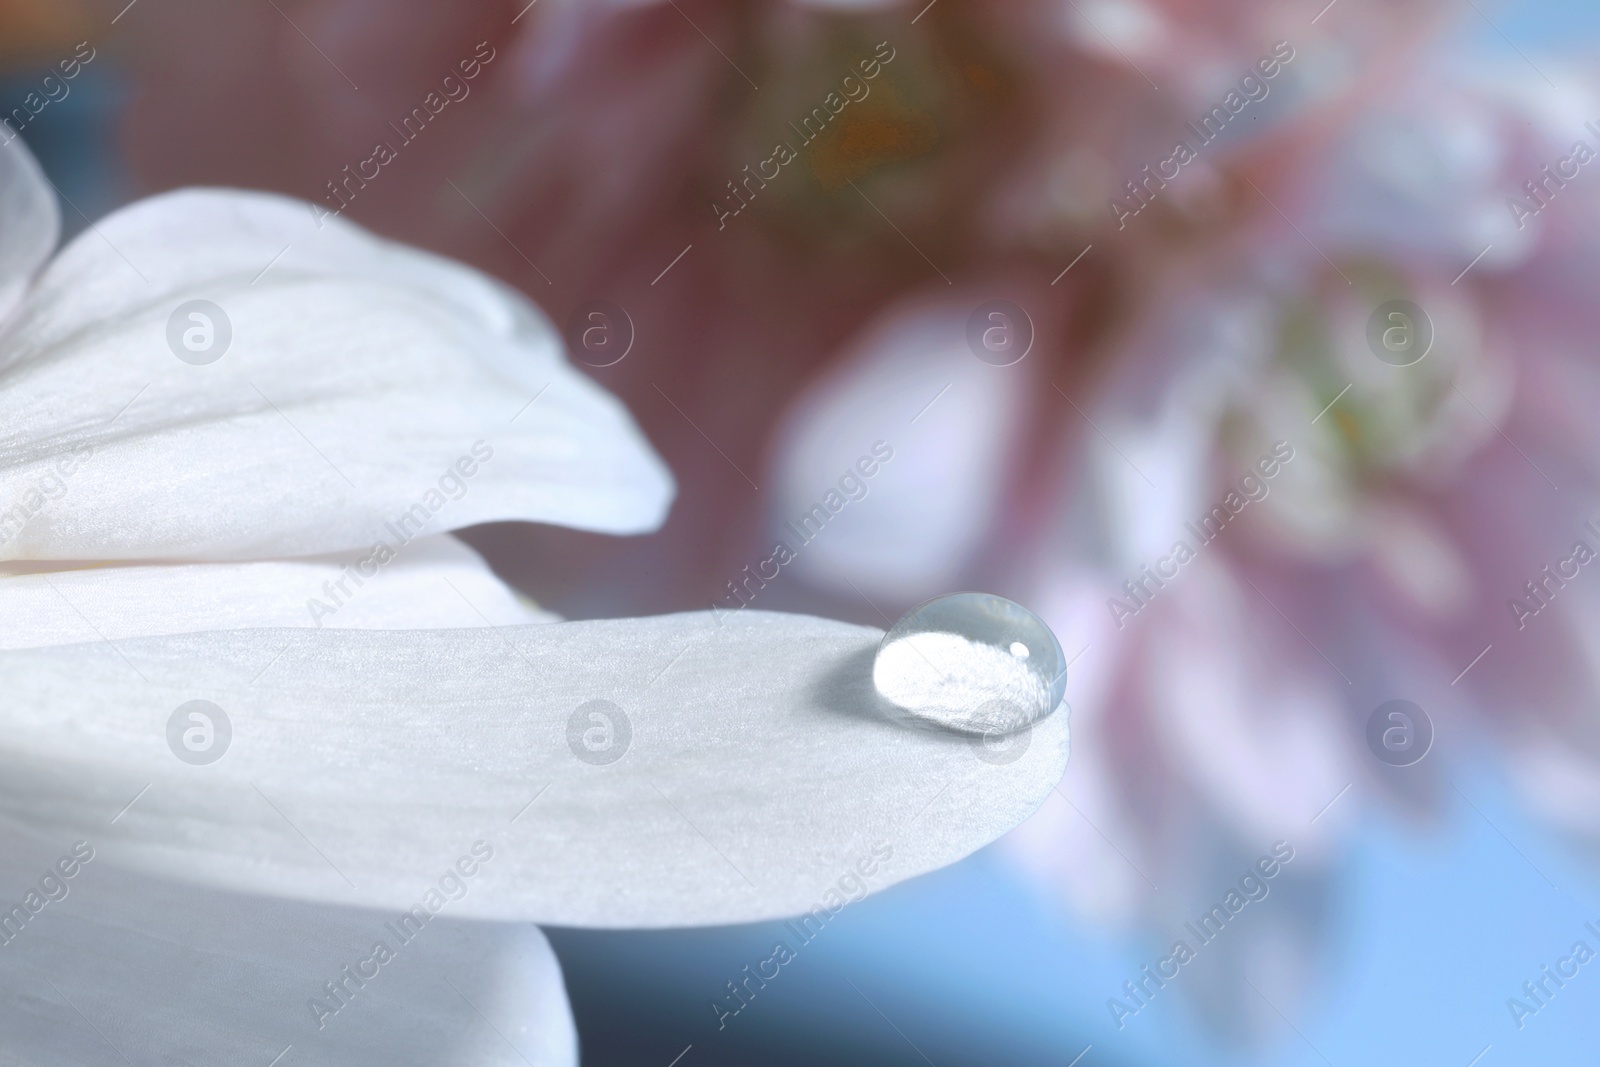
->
114, 0, 1600, 1041
772, 8, 1600, 1036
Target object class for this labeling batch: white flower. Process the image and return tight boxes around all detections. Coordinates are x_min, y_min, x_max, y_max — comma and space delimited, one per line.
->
0, 138, 1068, 1064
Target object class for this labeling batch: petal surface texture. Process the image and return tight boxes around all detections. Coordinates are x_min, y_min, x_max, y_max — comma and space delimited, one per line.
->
0, 831, 575, 1065
0, 188, 672, 561
0, 534, 553, 649
0, 137, 58, 326
0, 611, 1069, 927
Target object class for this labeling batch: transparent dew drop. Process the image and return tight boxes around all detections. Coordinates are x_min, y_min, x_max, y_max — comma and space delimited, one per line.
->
872, 592, 1067, 737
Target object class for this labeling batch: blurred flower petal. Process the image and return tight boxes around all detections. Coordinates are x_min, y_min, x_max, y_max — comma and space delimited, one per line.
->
1147, 566, 1353, 851
1514, 734, 1600, 839
770, 300, 1032, 600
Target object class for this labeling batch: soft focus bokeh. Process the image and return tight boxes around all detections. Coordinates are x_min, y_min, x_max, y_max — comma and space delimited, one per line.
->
9, 0, 1600, 1062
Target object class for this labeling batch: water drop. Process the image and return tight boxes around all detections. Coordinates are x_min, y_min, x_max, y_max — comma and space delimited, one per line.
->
872, 592, 1067, 736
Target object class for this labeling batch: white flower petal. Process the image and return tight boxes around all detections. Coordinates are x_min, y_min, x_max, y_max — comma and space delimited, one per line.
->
0, 534, 553, 649
0, 831, 574, 1065
0, 136, 58, 327
0, 611, 1068, 926
0, 188, 672, 561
